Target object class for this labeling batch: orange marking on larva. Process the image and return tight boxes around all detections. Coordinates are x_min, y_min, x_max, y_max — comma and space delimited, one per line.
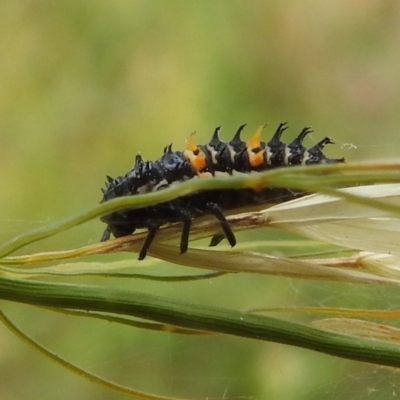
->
193, 151, 207, 173
249, 152, 264, 167
247, 125, 266, 167
184, 134, 208, 173
247, 125, 264, 149
183, 148, 208, 173
185, 134, 198, 152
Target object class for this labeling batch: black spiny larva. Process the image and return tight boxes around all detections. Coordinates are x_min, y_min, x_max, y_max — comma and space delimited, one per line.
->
100, 123, 344, 260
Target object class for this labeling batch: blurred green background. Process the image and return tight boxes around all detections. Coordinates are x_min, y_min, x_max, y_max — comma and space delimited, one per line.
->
1, 1, 400, 399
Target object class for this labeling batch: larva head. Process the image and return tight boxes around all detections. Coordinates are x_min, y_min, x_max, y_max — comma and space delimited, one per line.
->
100, 175, 130, 202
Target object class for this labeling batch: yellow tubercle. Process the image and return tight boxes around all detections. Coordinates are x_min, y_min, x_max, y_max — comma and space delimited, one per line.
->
184, 133, 208, 173
185, 133, 198, 152
247, 125, 265, 149
247, 125, 266, 167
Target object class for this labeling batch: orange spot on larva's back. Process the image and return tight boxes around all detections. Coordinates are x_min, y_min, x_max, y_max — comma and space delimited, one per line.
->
247, 125, 266, 167
184, 134, 208, 173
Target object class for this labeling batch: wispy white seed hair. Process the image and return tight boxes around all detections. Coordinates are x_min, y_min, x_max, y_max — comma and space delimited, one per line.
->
265, 184, 400, 256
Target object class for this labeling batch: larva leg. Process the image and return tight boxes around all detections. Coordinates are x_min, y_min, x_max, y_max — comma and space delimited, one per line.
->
209, 233, 225, 247
100, 226, 112, 242
139, 222, 159, 260
206, 202, 236, 248
179, 211, 192, 254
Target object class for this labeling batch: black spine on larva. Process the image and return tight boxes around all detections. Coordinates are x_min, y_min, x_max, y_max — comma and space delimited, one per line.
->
205, 127, 231, 173
285, 127, 312, 165
267, 122, 287, 165
227, 124, 250, 172
156, 146, 195, 184
99, 122, 344, 259
305, 137, 345, 164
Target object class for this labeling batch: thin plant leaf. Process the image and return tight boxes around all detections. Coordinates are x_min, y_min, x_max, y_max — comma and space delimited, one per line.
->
2, 276, 400, 368
311, 318, 400, 344
358, 252, 400, 279
0, 260, 226, 282
3, 162, 400, 258
145, 244, 400, 285
45, 307, 213, 336
2, 183, 400, 287
248, 306, 400, 319
0, 308, 189, 400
